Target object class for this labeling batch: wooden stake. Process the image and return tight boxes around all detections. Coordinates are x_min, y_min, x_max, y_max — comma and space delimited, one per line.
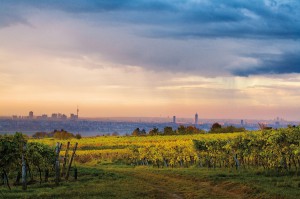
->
65, 142, 78, 180
61, 142, 70, 177
44, 169, 49, 182
55, 142, 62, 186
234, 154, 240, 170
74, 167, 77, 180
22, 143, 27, 190
3, 170, 10, 190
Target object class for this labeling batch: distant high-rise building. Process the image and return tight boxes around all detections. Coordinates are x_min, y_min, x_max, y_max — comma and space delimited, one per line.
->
70, 106, 79, 120
275, 117, 280, 126
51, 113, 58, 119
241, 119, 244, 126
29, 111, 33, 119
173, 116, 176, 123
195, 113, 198, 125
77, 105, 79, 119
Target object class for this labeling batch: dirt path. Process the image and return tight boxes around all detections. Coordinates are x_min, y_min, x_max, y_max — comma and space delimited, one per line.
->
138, 179, 183, 199
110, 168, 256, 199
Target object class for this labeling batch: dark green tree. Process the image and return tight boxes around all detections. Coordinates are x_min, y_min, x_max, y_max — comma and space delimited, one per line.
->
177, 125, 186, 135
140, 129, 147, 136
163, 127, 174, 135
210, 123, 222, 132
132, 128, 141, 136
148, 127, 160, 136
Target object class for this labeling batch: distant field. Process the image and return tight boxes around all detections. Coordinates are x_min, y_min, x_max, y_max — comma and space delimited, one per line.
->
30, 132, 244, 165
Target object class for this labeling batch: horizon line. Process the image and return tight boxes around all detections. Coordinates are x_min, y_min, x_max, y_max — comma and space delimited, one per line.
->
0, 115, 298, 122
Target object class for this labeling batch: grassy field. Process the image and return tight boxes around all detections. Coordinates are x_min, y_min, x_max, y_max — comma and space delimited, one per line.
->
1, 163, 300, 199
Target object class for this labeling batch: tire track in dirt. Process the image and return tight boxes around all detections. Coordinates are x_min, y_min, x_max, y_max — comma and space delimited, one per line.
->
112, 168, 254, 199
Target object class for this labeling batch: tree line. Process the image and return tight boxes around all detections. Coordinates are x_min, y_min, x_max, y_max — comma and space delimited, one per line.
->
32, 129, 82, 139
131, 123, 245, 136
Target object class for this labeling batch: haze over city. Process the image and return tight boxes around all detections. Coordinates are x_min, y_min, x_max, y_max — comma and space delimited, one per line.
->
1, 1, 300, 120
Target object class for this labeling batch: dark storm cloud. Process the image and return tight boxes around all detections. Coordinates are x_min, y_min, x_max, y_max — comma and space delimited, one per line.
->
232, 52, 300, 76
1, 0, 300, 76
1, 0, 300, 39
0, 0, 176, 13
1, 0, 299, 39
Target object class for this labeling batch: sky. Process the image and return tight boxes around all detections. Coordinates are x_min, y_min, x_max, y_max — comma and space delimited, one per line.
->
0, 0, 300, 120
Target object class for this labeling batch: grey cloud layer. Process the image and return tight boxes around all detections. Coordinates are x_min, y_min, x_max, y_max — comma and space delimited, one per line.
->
233, 52, 300, 76
4, 0, 299, 39
1, 0, 300, 76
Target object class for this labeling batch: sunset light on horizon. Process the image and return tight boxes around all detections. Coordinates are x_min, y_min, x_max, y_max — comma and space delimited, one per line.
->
1, 1, 300, 120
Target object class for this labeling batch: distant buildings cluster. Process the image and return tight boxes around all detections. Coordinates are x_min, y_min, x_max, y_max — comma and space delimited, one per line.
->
12, 108, 79, 120
173, 113, 199, 125
171, 113, 285, 129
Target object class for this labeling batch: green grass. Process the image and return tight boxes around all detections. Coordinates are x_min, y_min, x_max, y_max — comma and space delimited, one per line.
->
1, 164, 300, 199
142, 167, 300, 199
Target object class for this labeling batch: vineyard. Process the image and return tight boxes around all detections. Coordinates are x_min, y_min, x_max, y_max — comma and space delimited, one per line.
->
32, 127, 300, 173
0, 133, 78, 191
1, 127, 300, 198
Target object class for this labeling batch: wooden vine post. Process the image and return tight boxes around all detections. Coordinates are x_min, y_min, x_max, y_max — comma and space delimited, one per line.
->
22, 143, 27, 190
65, 142, 78, 180
234, 154, 240, 170
2, 169, 10, 190
74, 167, 78, 180
61, 142, 70, 177
55, 142, 62, 186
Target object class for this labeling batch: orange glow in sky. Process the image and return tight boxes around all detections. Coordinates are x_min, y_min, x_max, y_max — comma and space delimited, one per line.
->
1, 1, 300, 120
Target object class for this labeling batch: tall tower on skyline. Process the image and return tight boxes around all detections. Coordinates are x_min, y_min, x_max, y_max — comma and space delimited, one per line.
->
77, 105, 79, 119
173, 116, 176, 123
195, 113, 198, 125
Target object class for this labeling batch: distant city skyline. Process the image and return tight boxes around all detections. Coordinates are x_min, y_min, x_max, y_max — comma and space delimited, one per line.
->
1, 1, 300, 120
12, 109, 79, 120
5, 109, 294, 123
1, 114, 297, 136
